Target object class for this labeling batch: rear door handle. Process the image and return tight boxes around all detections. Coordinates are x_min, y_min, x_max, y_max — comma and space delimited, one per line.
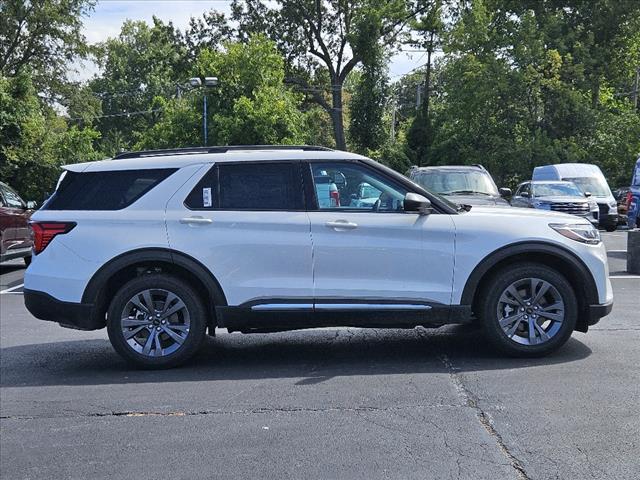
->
325, 220, 358, 230
179, 216, 213, 225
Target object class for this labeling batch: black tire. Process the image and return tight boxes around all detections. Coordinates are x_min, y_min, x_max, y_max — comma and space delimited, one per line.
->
23, 255, 32, 266
605, 223, 617, 232
478, 263, 577, 357
107, 274, 207, 368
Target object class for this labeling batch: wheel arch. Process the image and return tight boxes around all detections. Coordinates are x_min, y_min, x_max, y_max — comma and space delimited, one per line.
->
461, 242, 599, 332
82, 248, 227, 331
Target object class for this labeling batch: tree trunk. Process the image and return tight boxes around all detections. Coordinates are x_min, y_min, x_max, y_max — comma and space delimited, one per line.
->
331, 82, 347, 150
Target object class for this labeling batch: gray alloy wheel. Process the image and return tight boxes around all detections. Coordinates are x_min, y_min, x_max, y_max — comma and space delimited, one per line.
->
107, 274, 207, 368
479, 263, 577, 357
120, 288, 191, 357
496, 278, 565, 346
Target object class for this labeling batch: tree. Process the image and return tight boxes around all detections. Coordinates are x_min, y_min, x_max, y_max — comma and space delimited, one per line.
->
137, 37, 306, 149
0, 73, 101, 200
184, 10, 234, 60
0, 0, 95, 100
232, 0, 429, 150
90, 17, 190, 152
406, 0, 445, 165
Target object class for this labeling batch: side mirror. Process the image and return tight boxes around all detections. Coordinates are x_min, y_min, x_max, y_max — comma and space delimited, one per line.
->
26, 201, 37, 210
499, 187, 512, 198
404, 192, 432, 215
521, 191, 530, 198
584, 191, 592, 198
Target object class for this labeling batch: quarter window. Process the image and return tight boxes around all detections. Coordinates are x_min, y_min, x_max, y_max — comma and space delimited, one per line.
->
43, 169, 176, 211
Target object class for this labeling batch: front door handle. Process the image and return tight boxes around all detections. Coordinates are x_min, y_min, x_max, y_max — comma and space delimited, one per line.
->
179, 216, 213, 225
325, 220, 358, 231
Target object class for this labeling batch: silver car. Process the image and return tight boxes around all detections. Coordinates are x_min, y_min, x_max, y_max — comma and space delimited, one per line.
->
511, 180, 599, 225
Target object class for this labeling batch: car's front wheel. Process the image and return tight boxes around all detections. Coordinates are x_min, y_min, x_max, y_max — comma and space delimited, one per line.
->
107, 274, 207, 368
478, 263, 577, 357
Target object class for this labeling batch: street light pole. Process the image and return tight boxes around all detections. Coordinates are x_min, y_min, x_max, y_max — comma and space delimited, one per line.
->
203, 93, 208, 146
189, 76, 218, 147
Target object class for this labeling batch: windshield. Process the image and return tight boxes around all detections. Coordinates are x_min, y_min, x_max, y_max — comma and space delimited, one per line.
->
562, 176, 610, 197
533, 182, 584, 197
413, 170, 499, 196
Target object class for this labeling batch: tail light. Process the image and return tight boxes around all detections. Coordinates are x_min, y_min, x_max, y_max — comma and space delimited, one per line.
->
330, 189, 340, 207
626, 191, 632, 209
30, 222, 76, 255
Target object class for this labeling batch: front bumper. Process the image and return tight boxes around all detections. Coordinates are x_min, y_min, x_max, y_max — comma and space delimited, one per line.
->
599, 212, 618, 228
24, 289, 103, 330
586, 299, 613, 327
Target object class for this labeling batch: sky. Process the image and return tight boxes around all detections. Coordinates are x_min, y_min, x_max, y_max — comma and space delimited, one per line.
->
75, 0, 425, 82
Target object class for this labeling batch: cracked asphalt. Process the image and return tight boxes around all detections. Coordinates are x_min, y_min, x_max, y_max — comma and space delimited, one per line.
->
1, 231, 638, 479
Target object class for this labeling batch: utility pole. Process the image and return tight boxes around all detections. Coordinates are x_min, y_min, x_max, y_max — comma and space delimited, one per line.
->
633, 66, 639, 110
390, 103, 396, 143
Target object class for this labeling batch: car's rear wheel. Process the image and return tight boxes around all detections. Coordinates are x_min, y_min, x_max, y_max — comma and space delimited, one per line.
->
478, 263, 577, 357
107, 274, 207, 368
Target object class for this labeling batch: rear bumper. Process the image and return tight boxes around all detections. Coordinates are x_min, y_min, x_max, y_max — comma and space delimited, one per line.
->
24, 289, 103, 330
587, 299, 613, 327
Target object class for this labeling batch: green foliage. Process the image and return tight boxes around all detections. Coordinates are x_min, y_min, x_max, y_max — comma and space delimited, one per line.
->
137, 37, 306, 149
0, 0, 95, 101
0, 74, 101, 200
404, 0, 640, 187
90, 18, 190, 150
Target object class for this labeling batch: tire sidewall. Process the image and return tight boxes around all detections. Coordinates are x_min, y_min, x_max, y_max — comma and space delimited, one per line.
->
480, 264, 578, 357
107, 275, 207, 368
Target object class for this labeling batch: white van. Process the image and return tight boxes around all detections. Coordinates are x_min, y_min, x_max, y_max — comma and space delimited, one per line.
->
533, 163, 618, 231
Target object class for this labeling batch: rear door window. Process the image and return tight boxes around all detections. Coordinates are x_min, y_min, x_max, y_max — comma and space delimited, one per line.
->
43, 169, 176, 211
185, 162, 304, 211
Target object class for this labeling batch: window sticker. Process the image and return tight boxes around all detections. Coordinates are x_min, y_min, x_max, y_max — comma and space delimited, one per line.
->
203, 187, 212, 207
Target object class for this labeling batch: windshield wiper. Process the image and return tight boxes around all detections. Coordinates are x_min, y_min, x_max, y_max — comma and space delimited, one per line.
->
445, 190, 493, 196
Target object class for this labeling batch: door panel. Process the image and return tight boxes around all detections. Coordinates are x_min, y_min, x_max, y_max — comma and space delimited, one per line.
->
165, 162, 313, 306
309, 211, 455, 304
305, 161, 455, 305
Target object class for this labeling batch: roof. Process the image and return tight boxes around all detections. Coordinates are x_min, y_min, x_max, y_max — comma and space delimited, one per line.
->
533, 163, 605, 178
411, 165, 486, 172
64, 145, 368, 172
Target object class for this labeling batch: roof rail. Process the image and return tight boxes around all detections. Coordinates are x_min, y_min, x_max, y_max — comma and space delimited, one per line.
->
113, 145, 334, 160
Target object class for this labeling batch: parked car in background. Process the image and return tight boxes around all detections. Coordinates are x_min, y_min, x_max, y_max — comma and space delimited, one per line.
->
628, 156, 640, 229
511, 181, 599, 226
0, 181, 34, 265
612, 187, 630, 226
532, 163, 618, 231
408, 165, 511, 207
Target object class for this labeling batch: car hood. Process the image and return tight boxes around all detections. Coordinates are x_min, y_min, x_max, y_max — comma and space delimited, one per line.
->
466, 206, 590, 223
444, 194, 510, 207
533, 196, 589, 203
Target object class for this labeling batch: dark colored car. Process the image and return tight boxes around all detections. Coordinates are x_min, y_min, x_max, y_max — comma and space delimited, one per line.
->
408, 165, 511, 207
0, 181, 34, 265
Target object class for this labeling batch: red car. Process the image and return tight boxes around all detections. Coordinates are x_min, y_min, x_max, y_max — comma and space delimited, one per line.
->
0, 181, 34, 265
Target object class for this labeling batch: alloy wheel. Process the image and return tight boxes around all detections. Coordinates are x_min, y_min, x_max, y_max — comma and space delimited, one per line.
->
120, 289, 191, 357
496, 278, 565, 346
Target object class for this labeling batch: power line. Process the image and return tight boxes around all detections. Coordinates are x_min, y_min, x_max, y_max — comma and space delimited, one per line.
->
67, 107, 164, 122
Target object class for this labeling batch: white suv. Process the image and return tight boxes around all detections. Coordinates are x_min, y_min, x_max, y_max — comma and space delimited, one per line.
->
24, 146, 613, 368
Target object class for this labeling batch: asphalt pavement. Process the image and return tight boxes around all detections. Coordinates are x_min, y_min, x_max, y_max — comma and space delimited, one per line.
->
1, 232, 638, 480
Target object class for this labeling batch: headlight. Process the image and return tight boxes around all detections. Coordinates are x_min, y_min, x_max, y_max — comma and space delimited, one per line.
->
533, 201, 551, 210
549, 223, 601, 245
609, 201, 618, 212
